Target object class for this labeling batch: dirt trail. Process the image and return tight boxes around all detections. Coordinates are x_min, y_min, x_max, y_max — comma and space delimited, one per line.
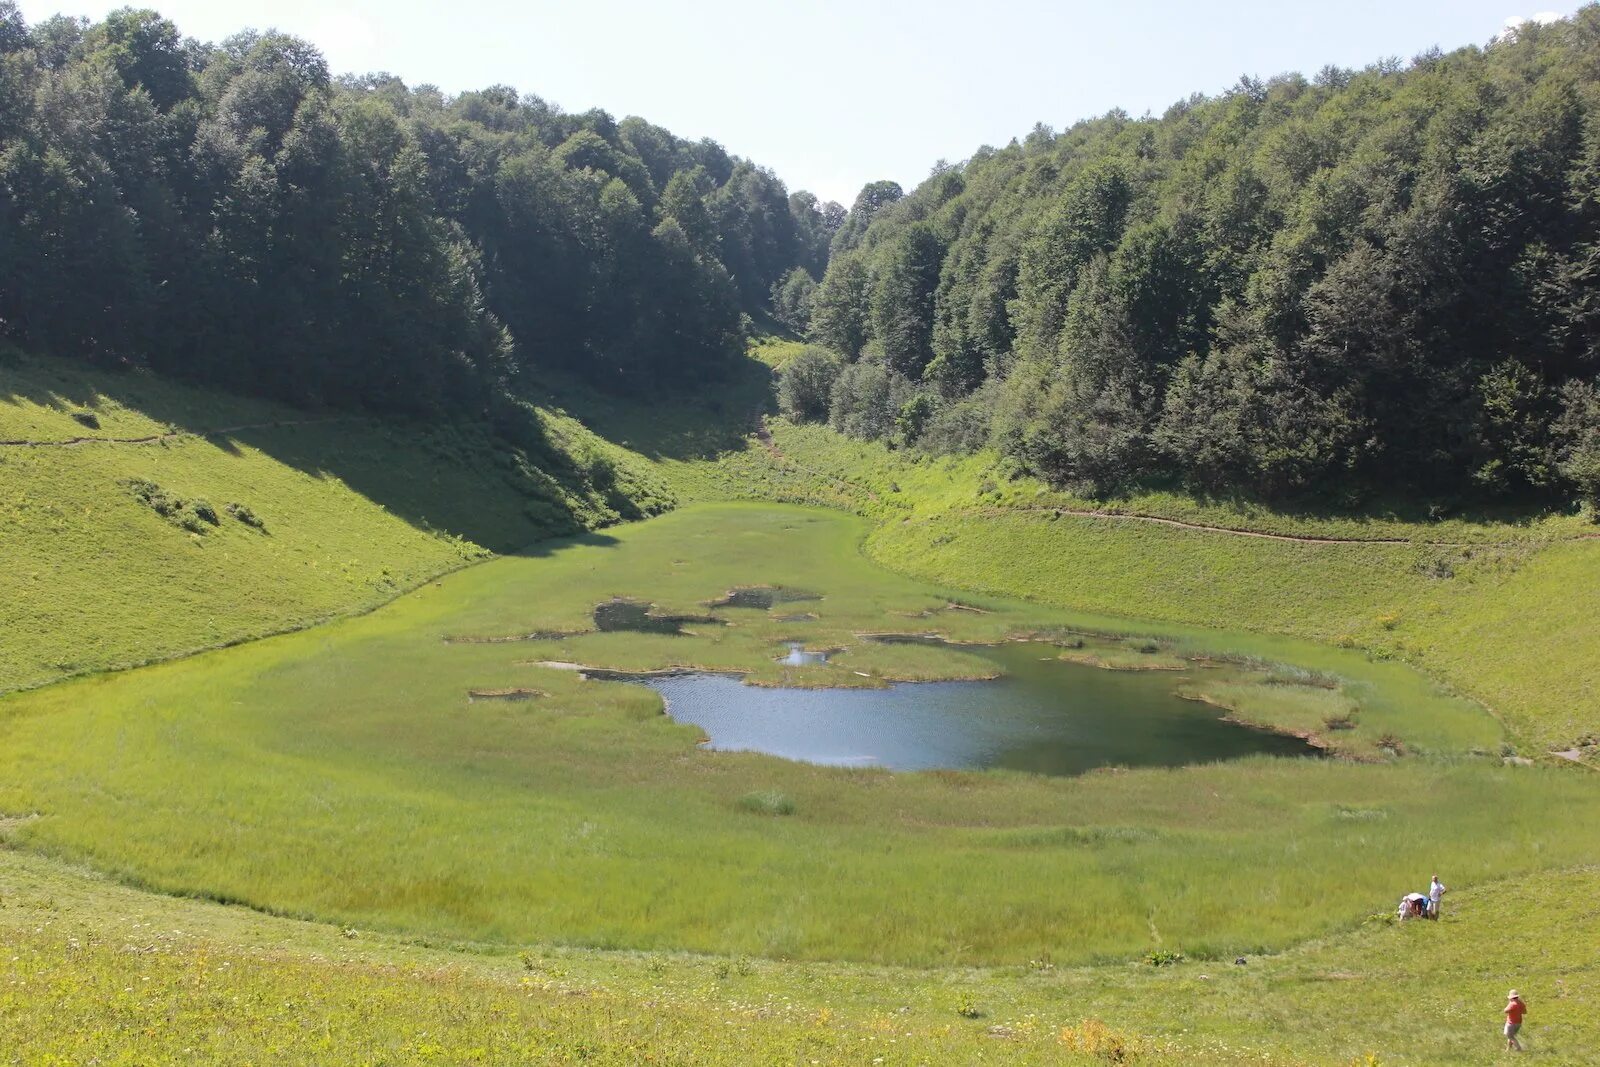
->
947, 505, 1600, 548
957, 505, 1472, 547
0, 416, 353, 448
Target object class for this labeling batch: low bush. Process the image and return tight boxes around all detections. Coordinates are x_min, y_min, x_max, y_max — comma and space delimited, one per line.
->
122, 478, 180, 518
226, 502, 265, 529
1059, 1018, 1146, 1063
737, 791, 796, 816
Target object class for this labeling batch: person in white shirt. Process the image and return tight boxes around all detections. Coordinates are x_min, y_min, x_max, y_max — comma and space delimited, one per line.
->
1429, 874, 1448, 919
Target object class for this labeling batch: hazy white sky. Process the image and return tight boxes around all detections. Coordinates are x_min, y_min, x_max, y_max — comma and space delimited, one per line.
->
16, 1, 1582, 204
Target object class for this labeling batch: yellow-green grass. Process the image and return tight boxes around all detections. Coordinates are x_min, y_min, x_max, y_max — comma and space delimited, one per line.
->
2, 846, 1595, 1065
4, 347, 1599, 1065
693, 419, 1600, 757
3, 503, 1592, 975
746, 336, 810, 370
0, 353, 673, 695
714, 420, 1597, 542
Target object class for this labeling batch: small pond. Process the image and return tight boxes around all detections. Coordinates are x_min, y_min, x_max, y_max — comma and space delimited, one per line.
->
639, 641, 1316, 776
777, 642, 831, 666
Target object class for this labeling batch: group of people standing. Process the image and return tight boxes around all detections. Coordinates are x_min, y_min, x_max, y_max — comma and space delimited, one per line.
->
1397, 874, 1450, 920
1395, 874, 1531, 1052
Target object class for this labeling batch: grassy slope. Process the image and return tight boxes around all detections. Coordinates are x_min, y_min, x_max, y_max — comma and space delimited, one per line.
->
0, 352, 672, 694
2, 845, 1595, 1065
7, 503, 1561, 974
5, 350, 1599, 1064
698, 420, 1600, 757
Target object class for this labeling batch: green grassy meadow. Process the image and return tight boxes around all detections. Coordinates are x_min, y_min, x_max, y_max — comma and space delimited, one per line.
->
701, 419, 1600, 758
2, 837, 1596, 1064
0, 503, 1589, 974
5, 351, 1600, 1063
0, 352, 673, 694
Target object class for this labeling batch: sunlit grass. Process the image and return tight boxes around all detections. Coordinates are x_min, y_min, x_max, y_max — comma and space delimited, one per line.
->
2, 845, 1596, 1064
2, 503, 1587, 971
6, 349, 1600, 1063
0, 353, 671, 695
692, 418, 1600, 755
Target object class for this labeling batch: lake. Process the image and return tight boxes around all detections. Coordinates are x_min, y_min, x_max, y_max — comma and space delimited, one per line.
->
638, 641, 1317, 776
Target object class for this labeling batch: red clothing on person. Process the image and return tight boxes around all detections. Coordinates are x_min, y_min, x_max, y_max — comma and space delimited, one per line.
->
1506, 999, 1526, 1024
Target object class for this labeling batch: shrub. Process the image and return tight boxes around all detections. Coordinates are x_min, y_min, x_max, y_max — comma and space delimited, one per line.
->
777, 346, 841, 423
226, 502, 265, 529
737, 790, 795, 816
917, 384, 999, 455
122, 479, 179, 518
953, 991, 983, 1018
70, 410, 99, 429
895, 393, 934, 443
189, 500, 220, 526
829, 359, 914, 440
585, 452, 618, 491
1059, 1018, 1145, 1063
1143, 948, 1184, 966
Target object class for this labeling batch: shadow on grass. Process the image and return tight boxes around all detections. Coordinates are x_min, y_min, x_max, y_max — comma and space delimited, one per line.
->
1079, 472, 1570, 532
0, 349, 771, 555
523, 355, 775, 463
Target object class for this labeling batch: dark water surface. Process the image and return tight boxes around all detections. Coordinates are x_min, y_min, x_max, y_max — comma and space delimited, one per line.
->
641, 642, 1315, 775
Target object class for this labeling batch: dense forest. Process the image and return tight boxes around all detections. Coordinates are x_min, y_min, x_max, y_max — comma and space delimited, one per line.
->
788, 8, 1600, 509
6, 6, 1600, 512
0, 4, 840, 418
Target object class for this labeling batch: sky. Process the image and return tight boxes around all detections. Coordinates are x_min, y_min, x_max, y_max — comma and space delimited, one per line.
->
16, 1, 1585, 205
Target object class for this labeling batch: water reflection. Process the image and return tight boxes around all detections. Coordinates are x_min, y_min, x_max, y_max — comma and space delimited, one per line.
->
639, 642, 1315, 776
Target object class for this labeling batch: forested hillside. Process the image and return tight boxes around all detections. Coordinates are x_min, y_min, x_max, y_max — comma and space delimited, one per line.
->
0, 4, 838, 416
793, 9, 1600, 510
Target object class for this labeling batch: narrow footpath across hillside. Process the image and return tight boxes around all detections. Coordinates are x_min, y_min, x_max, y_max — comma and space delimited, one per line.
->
0, 416, 355, 448
755, 419, 1600, 549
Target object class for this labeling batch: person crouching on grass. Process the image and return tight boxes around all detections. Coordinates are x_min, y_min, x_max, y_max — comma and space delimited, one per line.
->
1504, 990, 1526, 1052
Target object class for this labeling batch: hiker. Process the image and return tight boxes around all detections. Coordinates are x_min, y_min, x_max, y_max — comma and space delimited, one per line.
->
1504, 990, 1526, 1051
1397, 892, 1430, 921
1428, 874, 1447, 919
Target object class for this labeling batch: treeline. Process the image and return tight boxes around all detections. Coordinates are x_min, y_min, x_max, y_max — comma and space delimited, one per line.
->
788, 9, 1600, 510
0, 5, 840, 416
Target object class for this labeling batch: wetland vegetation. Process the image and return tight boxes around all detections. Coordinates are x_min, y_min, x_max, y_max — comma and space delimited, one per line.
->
0, 503, 1585, 975
4, 4, 1600, 1063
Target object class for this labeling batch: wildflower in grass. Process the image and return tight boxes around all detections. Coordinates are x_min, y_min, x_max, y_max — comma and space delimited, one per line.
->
1060, 1018, 1145, 1063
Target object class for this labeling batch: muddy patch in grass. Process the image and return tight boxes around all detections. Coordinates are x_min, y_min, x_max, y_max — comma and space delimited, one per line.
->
593, 598, 723, 635
445, 629, 584, 645
468, 688, 545, 702
708, 585, 822, 610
